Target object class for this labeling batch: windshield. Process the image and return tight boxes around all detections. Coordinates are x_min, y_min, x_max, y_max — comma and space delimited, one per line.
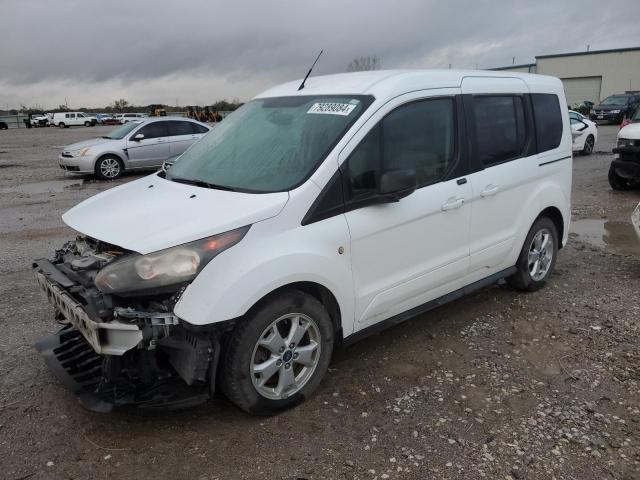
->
601, 96, 629, 106
165, 95, 372, 193
632, 109, 640, 123
103, 121, 141, 139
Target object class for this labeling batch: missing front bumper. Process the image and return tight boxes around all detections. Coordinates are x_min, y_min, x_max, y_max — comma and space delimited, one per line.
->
36, 324, 212, 412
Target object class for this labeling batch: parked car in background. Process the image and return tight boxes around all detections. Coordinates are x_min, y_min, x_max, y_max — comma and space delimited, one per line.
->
58, 117, 210, 179
121, 113, 147, 123
30, 113, 49, 127
96, 114, 113, 125
52, 112, 97, 128
590, 94, 640, 124
102, 116, 121, 125
609, 108, 640, 190
0, 121, 8, 130
569, 110, 597, 155
36, 70, 572, 414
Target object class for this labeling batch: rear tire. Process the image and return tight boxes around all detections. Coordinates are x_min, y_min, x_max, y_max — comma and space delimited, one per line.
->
580, 134, 594, 155
95, 155, 123, 180
221, 290, 334, 415
507, 216, 558, 291
608, 164, 635, 190
58, 122, 65, 129
84, 121, 91, 127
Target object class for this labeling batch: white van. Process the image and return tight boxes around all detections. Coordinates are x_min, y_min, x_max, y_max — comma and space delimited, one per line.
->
34, 70, 572, 414
52, 112, 96, 128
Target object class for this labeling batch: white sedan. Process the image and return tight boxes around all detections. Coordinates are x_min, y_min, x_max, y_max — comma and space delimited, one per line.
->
569, 110, 597, 155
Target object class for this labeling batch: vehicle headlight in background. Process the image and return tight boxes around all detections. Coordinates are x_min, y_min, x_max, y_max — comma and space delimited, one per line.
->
617, 138, 634, 148
69, 147, 92, 157
610, 110, 621, 114
95, 225, 250, 295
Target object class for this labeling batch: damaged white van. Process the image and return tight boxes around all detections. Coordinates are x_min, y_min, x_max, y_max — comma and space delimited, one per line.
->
34, 70, 571, 415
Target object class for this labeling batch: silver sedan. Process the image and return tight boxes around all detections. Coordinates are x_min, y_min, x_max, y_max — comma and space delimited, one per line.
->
58, 117, 211, 180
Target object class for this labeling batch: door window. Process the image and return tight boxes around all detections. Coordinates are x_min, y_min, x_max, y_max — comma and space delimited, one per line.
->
344, 98, 455, 201
531, 93, 563, 153
473, 96, 526, 165
167, 120, 194, 136
191, 123, 209, 134
134, 122, 167, 140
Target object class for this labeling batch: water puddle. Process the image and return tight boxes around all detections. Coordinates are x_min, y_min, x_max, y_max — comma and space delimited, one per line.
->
0, 179, 84, 195
570, 219, 640, 255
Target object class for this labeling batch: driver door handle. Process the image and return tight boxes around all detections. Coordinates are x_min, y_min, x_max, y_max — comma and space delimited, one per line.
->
441, 197, 465, 211
480, 184, 499, 197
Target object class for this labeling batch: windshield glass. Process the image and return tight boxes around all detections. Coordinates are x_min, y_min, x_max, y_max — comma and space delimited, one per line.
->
103, 121, 141, 139
601, 96, 629, 106
165, 95, 372, 193
632, 109, 640, 123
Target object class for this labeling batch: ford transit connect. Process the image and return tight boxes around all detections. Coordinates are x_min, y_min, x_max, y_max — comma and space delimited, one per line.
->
34, 70, 572, 414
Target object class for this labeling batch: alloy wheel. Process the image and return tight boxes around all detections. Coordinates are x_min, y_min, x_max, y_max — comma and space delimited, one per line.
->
99, 158, 121, 179
528, 228, 554, 281
250, 313, 321, 400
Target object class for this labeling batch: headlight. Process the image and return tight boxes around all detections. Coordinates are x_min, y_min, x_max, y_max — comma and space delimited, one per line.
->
617, 138, 634, 148
69, 147, 92, 157
95, 225, 250, 295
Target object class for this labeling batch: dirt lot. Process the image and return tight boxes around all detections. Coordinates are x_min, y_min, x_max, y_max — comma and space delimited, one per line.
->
0, 125, 639, 480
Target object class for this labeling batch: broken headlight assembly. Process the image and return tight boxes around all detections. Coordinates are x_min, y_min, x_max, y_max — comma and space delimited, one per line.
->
95, 225, 250, 295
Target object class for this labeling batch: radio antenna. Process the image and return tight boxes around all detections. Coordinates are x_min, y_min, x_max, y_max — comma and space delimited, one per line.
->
298, 50, 323, 91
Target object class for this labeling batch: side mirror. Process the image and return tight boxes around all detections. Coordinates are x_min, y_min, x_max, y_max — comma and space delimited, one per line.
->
132, 133, 145, 141
379, 169, 417, 201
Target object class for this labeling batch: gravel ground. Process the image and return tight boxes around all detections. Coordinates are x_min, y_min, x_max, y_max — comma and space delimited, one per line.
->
0, 125, 638, 480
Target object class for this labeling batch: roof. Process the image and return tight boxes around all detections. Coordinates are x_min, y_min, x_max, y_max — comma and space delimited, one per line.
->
536, 46, 640, 60
254, 69, 558, 102
490, 63, 536, 71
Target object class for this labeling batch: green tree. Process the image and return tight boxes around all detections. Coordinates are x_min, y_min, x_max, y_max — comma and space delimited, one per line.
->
113, 98, 130, 111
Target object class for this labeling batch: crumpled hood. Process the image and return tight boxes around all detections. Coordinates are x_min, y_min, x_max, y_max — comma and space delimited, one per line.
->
63, 137, 113, 152
618, 122, 640, 140
62, 174, 289, 254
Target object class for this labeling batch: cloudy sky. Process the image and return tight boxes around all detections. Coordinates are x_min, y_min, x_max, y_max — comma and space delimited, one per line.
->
0, 0, 637, 110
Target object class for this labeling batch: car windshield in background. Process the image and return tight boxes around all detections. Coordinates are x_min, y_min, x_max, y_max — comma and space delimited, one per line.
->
601, 96, 629, 106
102, 121, 141, 139
165, 95, 373, 193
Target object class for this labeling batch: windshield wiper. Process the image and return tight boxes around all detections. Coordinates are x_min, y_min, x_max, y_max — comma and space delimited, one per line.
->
101, 136, 113, 139
169, 176, 237, 192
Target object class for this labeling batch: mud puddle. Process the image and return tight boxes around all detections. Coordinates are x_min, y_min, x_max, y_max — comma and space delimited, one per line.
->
0, 179, 83, 195
570, 218, 640, 255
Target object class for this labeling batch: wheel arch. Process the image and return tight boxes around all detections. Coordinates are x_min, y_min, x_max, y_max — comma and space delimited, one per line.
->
246, 282, 344, 347
537, 206, 565, 249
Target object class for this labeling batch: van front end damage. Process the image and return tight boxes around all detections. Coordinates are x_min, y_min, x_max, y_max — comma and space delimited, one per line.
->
33, 236, 226, 412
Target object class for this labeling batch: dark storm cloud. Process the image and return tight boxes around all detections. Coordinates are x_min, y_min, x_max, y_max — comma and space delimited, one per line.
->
0, 0, 637, 107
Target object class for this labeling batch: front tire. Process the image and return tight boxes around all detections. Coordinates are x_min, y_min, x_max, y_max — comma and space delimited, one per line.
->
507, 216, 558, 291
222, 290, 334, 415
84, 121, 91, 127
608, 164, 635, 190
95, 155, 123, 180
58, 122, 65, 129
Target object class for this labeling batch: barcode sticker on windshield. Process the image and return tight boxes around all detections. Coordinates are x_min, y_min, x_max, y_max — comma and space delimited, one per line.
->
307, 103, 357, 116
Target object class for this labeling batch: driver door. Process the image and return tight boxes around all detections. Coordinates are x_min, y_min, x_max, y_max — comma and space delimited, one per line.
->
341, 91, 472, 330
126, 121, 170, 168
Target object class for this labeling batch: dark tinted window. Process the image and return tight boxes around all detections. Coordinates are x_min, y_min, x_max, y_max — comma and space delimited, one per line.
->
345, 98, 455, 199
191, 123, 209, 134
136, 122, 167, 139
167, 120, 193, 136
531, 93, 563, 153
473, 96, 526, 165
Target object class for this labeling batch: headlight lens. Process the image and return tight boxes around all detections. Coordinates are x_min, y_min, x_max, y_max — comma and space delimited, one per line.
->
95, 225, 250, 295
617, 138, 634, 148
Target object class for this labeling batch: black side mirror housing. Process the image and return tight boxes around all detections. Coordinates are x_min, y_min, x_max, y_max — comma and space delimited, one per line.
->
378, 169, 417, 202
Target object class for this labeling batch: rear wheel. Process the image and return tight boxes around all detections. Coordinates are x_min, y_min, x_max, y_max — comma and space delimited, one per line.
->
95, 155, 123, 180
222, 290, 334, 415
580, 134, 594, 155
58, 122, 65, 129
608, 164, 635, 190
507, 216, 558, 291
84, 121, 91, 127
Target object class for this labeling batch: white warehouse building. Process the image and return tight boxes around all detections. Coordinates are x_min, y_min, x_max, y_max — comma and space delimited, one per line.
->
491, 46, 640, 106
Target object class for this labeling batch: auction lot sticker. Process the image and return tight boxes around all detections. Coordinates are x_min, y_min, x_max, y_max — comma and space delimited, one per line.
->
307, 103, 357, 116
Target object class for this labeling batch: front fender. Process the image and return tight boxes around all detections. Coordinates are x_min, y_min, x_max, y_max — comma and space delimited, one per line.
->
174, 215, 355, 335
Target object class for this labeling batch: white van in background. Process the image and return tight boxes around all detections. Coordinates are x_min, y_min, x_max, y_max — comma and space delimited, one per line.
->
34, 70, 572, 415
52, 112, 96, 128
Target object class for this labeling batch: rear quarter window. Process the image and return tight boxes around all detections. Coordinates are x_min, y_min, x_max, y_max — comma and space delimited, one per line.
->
531, 93, 563, 153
